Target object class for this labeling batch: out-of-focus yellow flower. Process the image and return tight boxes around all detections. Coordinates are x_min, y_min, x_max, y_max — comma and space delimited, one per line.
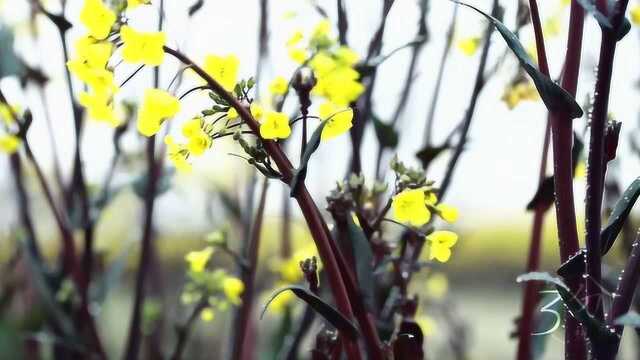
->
313, 66, 364, 106
335, 46, 359, 66
286, 30, 304, 47
501, 81, 539, 110
165, 135, 192, 173
425, 192, 438, 206
79, 91, 120, 126
318, 102, 353, 141
269, 76, 288, 96
310, 19, 334, 47
222, 277, 244, 305
267, 289, 295, 314
279, 258, 302, 283
80, 0, 116, 40
120, 25, 166, 66
574, 160, 586, 179
226, 107, 239, 119
67, 62, 117, 95
185, 246, 214, 273
0, 134, 20, 154
75, 36, 112, 69
127, 0, 151, 9
288, 47, 308, 64
200, 307, 215, 322
392, 188, 431, 227
415, 315, 435, 336
250, 103, 264, 120
0, 104, 20, 125
426, 231, 458, 263
457, 36, 481, 56
310, 52, 337, 77
182, 117, 211, 156
203, 55, 240, 92
631, 5, 640, 25
543, 16, 561, 38
436, 204, 459, 224
137, 88, 180, 136
426, 272, 449, 299
259, 111, 291, 139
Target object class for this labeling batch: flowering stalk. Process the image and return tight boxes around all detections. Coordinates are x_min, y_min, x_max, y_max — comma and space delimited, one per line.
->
162, 47, 364, 359
526, 0, 586, 358
584, 0, 630, 323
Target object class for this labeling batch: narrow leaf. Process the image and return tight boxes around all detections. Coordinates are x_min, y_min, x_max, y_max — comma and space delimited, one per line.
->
454, 1, 583, 119
601, 177, 640, 255
346, 215, 376, 311
372, 115, 399, 149
556, 285, 615, 343
614, 311, 640, 327
188, 0, 205, 17
0, 26, 25, 79
261, 285, 359, 340
290, 121, 327, 197
516, 272, 569, 290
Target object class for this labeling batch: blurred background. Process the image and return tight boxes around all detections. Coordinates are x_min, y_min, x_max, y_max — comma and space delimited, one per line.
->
1, 0, 640, 358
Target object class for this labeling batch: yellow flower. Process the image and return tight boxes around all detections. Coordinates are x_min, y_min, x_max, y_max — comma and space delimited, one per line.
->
185, 246, 214, 273
543, 16, 561, 38
120, 25, 166, 66
269, 76, 288, 96
67, 61, 118, 96
286, 30, 304, 47
313, 66, 363, 106
182, 118, 211, 156
137, 89, 180, 136
222, 277, 244, 305
310, 52, 337, 77
200, 307, 215, 322
79, 91, 120, 126
415, 315, 435, 336
574, 160, 586, 179
318, 102, 353, 141
426, 231, 458, 263
501, 81, 539, 110
457, 36, 481, 56
392, 188, 430, 227
165, 135, 192, 173
226, 107, 238, 119
203, 55, 240, 92
632, 5, 640, 25
267, 288, 295, 314
80, 0, 116, 39
425, 273, 449, 299
335, 46, 359, 66
279, 258, 302, 283
288, 47, 308, 64
259, 111, 291, 139
250, 103, 264, 120
75, 36, 112, 69
0, 134, 21, 154
127, 0, 151, 9
0, 104, 20, 125
311, 19, 334, 47
425, 192, 438, 206
436, 204, 459, 224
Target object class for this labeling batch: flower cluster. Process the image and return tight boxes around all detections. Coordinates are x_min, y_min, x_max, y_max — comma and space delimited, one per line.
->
501, 76, 539, 110
0, 104, 22, 154
181, 245, 245, 322
390, 157, 460, 263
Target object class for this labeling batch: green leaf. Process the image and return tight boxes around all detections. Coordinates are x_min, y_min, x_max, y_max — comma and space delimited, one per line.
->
372, 115, 399, 149
188, 0, 204, 16
346, 215, 376, 311
601, 177, 640, 255
516, 272, 569, 290
616, 18, 631, 41
415, 144, 448, 171
556, 285, 615, 343
614, 311, 640, 327
575, 0, 612, 28
0, 26, 25, 79
261, 285, 359, 340
454, 1, 583, 119
289, 121, 327, 197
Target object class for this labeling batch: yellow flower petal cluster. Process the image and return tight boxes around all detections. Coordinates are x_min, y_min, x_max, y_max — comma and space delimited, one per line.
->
203, 55, 240, 92
260, 111, 291, 139
0, 134, 21, 154
120, 25, 166, 66
426, 231, 458, 263
222, 277, 245, 305
501, 80, 539, 110
185, 246, 214, 273
165, 135, 192, 173
392, 188, 431, 227
182, 117, 212, 156
127, 0, 151, 9
269, 76, 288, 96
200, 308, 215, 322
318, 102, 353, 141
632, 5, 640, 25
0, 104, 20, 125
457, 36, 481, 56
435, 204, 459, 224
137, 88, 180, 136
80, 0, 116, 40
311, 53, 364, 106
79, 92, 120, 126
250, 103, 264, 120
